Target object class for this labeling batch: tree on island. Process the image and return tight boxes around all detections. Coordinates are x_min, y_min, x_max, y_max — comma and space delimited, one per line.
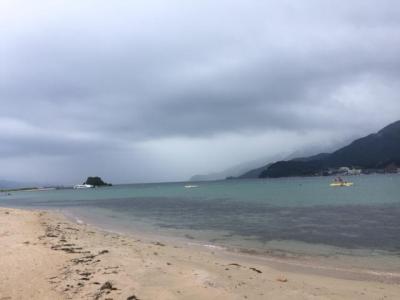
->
84, 176, 112, 187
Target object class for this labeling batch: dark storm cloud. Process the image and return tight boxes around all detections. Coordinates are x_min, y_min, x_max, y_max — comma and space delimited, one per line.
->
1, 0, 400, 182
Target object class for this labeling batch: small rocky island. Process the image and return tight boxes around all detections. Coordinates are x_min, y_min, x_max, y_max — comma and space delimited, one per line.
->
84, 176, 112, 187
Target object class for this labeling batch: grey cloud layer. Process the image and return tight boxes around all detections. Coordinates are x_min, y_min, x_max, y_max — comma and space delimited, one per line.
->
1, 0, 400, 182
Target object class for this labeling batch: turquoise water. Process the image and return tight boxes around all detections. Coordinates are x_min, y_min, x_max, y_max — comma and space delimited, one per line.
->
3, 175, 399, 206
1, 174, 400, 266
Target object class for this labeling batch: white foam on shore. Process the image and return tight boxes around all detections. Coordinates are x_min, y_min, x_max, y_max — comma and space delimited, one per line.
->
203, 244, 225, 250
56, 209, 88, 226
75, 218, 84, 225
187, 242, 225, 251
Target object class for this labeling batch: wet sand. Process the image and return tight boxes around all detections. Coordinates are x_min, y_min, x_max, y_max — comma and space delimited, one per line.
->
1, 207, 399, 299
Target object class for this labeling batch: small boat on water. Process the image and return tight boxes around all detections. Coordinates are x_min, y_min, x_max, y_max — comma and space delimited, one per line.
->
184, 185, 199, 189
330, 182, 353, 187
73, 184, 94, 189
330, 177, 353, 187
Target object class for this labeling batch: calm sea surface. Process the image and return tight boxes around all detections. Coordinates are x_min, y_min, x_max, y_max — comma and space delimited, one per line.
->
2, 174, 400, 270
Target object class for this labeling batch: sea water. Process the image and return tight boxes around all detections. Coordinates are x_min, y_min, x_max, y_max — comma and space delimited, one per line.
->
2, 174, 400, 272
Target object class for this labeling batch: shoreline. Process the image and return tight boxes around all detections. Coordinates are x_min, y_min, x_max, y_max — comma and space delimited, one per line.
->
1, 207, 400, 299
60, 207, 400, 281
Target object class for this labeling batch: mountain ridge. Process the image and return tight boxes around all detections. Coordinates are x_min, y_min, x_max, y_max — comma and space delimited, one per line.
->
258, 120, 400, 178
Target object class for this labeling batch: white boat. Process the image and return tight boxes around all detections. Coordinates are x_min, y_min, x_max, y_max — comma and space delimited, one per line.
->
330, 182, 353, 187
184, 185, 199, 189
73, 184, 94, 189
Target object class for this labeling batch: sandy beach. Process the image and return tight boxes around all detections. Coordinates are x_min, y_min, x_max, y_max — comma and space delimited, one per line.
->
1, 207, 399, 300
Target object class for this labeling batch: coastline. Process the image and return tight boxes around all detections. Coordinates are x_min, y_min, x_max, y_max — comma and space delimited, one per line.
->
1, 207, 400, 299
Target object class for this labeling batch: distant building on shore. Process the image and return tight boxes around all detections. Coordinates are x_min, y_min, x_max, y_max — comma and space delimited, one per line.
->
338, 167, 362, 175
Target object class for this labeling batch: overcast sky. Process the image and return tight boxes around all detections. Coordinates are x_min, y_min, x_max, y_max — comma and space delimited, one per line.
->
1, 0, 400, 184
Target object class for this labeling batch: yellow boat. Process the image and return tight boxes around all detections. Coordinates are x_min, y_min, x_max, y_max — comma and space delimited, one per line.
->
330, 182, 353, 187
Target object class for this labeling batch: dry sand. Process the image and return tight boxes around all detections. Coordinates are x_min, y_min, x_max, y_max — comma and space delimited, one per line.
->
1, 207, 399, 300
